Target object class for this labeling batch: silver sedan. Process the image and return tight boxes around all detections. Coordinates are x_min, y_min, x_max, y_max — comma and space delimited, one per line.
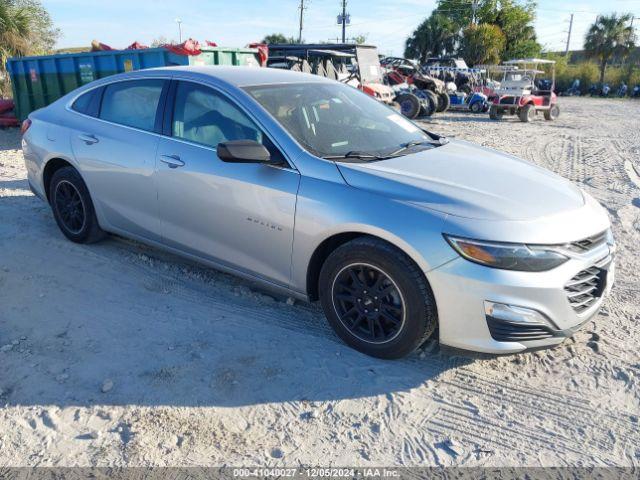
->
21, 66, 615, 358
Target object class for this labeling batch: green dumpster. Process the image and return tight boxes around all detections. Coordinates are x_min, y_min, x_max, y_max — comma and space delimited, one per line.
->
6, 46, 261, 120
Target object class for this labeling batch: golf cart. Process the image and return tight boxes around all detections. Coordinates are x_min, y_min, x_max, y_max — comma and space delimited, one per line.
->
268, 43, 402, 112
423, 57, 473, 93
489, 58, 559, 122
428, 66, 491, 113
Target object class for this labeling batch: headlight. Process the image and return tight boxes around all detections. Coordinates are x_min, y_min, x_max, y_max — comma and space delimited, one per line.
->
444, 235, 569, 272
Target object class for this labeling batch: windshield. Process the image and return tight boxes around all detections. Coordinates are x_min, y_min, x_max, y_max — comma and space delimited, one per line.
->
244, 82, 433, 159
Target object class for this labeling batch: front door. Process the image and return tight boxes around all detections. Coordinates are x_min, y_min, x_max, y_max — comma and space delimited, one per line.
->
155, 81, 300, 287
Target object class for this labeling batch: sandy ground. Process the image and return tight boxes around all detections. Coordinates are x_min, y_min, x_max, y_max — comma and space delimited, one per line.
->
0, 97, 639, 467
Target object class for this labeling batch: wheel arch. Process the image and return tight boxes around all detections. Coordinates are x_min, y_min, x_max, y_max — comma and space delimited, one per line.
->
42, 157, 76, 202
305, 229, 431, 301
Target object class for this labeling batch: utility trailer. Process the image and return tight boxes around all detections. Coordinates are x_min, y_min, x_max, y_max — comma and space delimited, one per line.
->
268, 44, 405, 113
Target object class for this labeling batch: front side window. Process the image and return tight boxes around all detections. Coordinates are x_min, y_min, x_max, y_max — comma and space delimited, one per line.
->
99, 79, 164, 132
244, 82, 432, 159
172, 82, 262, 149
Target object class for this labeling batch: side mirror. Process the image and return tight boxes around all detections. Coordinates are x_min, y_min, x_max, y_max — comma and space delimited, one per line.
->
217, 140, 272, 164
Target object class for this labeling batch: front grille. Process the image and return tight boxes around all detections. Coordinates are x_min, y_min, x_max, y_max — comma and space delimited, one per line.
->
564, 261, 608, 314
566, 230, 608, 253
486, 316, 555, 342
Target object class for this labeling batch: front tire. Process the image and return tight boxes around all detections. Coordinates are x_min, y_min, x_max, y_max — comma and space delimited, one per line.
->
319, 237, 438, 359
470, 101, 483, 113
396, 93, 421, 119
49, 166, 105, 244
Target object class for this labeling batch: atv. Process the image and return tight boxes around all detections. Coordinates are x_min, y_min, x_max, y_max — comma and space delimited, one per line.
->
381, 57, 451, 114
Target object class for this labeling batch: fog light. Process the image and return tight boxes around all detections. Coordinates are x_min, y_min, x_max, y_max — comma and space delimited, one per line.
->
484, 301, 554, 327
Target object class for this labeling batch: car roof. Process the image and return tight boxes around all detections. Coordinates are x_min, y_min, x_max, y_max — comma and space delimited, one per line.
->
146, 65, 334, 87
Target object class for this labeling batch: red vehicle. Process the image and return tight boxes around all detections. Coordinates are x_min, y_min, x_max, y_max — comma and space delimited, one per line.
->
489, 59, 559, 122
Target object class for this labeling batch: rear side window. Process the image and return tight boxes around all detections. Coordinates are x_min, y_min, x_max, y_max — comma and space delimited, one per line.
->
71, 88, 102, 117
99, 79, 164, 132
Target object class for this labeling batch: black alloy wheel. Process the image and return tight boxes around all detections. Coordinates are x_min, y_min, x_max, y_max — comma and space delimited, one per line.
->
331, 263, 405, 344
318, 237, 438, 359
49, 166, 105, 244
54, 180, 86, 234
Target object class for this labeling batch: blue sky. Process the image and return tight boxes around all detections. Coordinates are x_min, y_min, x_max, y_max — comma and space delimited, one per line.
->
45, 0, 640, 55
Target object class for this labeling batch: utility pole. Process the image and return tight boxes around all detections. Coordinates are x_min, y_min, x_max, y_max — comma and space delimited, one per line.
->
175, 18, 183, 44
298, 0, 305, 43
564, 13, 574, 56
471, 0, 479, 26
341, 0, 347, 43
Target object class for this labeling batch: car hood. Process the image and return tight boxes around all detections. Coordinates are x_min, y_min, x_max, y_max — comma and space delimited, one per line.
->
336, 139, 584, 221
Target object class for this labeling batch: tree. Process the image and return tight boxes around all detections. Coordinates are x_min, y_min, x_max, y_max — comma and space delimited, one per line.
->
12, 0, 59, 54
404, 14, 457, 61
584, 13, 636, 84
460, 24, 505, 66
490, 0, 540, 59
0, 0, 59, 95
261, 33, 296, 45
406, 0, 540, 62
0, 1, 30, 66
150, 36, 174, 48
351, 34, 367, 45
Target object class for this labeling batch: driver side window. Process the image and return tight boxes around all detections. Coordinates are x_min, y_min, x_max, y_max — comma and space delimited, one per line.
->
172, 82, 262, 149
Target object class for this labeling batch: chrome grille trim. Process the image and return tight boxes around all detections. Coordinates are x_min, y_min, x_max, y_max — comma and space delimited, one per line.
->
566, 230, 608, 253
564, 256, 611, 314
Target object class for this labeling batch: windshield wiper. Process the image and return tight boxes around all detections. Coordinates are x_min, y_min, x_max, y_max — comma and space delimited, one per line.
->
322, 150, 392, 161
388, 139, 441, 157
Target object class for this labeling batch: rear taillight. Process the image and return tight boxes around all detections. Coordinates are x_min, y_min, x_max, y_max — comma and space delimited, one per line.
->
20, 119, 32, 135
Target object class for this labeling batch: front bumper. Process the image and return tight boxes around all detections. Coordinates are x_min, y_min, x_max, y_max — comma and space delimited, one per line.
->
427, 241, 615, 353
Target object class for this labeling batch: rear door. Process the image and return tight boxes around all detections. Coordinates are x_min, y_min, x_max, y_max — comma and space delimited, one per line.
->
155, 80, 300, 287
70, 78, 168, 240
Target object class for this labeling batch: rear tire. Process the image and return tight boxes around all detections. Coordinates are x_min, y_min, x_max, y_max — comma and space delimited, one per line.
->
396, 93, 421, 119
489, 105, 503, 120
519, 104, 535, 122
49, 166, 105, 244
544, 104, 560, 121
319, 237, 438, 359
436, 92, 450, 112
422, 90, 439, 116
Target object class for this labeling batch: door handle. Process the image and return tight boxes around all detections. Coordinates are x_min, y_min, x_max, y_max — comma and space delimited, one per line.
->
79, 133, 99, 145
160, 154, 185, 169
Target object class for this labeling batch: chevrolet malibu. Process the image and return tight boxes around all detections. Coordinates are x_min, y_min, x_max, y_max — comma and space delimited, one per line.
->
21, 66, 615, 359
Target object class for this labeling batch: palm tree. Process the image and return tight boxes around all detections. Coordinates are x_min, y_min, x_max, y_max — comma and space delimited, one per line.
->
404, 14, 457, 62
584, 13, 636, 85
0, 1, 31, 68
0, 0, 59, 96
